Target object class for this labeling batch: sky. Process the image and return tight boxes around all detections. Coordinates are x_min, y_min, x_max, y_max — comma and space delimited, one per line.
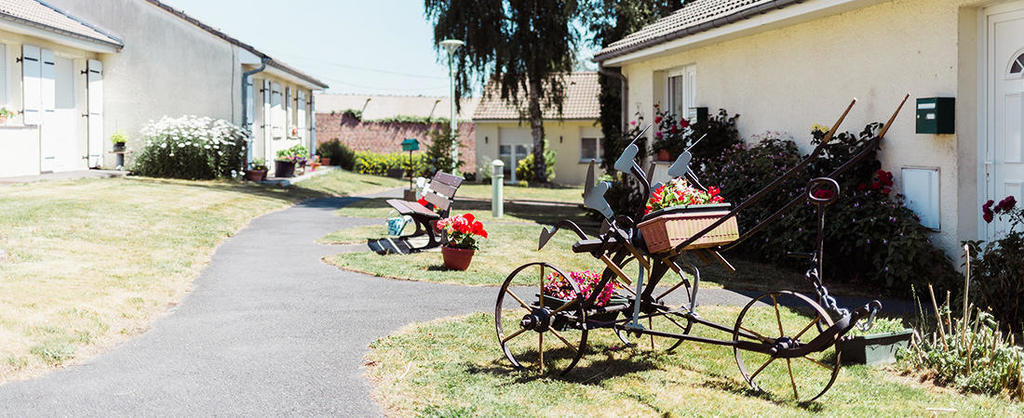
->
162, 0, 461, 96
162, 0, 599, 97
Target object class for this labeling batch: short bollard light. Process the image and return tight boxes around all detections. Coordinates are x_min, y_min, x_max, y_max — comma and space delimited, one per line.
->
491, 159, 504, 218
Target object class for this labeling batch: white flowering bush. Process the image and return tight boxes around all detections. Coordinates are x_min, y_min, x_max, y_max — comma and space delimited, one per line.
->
133, 115, 248, 179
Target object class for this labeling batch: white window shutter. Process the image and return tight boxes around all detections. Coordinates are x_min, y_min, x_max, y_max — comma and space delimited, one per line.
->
271, 82, 283, 139
285, 87, 292, 137
87, 59, 103, 167
22, 45, 41, 125
297, 91, 306, 141
262, 80, 273, 156
40, 49, 56, 117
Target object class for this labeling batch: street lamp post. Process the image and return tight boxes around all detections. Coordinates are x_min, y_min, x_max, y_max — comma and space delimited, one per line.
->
440, 39, 464, 175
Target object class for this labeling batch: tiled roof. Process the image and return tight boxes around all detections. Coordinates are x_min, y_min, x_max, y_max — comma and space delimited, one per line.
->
0, 0, 122, 48
594, 0, 801, 62
472, 72, 600, 121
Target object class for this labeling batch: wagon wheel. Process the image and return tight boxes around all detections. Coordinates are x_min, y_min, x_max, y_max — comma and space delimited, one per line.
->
495, 262, 588, 375
733, 291, 840, 403
610, 256, 693, 352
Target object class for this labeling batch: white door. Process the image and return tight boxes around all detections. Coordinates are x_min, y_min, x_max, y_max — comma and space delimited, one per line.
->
498, 127, 534, 183
51, 56, 79, 172
985, 3, 1024, 238
86, 60, 103, 168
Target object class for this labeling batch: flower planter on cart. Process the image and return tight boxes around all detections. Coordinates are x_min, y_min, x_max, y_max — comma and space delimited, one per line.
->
837, 329, 914, 365
542, 294, 628, 323
638, 203, 740, 253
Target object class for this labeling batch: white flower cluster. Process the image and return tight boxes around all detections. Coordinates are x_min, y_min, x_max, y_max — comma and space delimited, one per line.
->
140, 115, 248, 157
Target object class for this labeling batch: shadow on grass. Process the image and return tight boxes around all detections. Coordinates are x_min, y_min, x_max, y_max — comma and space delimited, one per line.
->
467, 344, 825, 412
126, 176, 333, 204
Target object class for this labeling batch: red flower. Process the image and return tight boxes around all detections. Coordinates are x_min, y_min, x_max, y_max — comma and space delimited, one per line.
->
870, 182, 881, 190
984, 211, 994, 223
881, 187, 891, 195
654, 116, 663, 124
671, 126, 679, 134
857, 183, 867, 192
814, 189, 834, 199
655, 131, 663, 139
982, 199, 996, 223
679, 118, 690, 129
418, 198, 429, 206
472, 221, 487, 238
996, 196, 1017, 213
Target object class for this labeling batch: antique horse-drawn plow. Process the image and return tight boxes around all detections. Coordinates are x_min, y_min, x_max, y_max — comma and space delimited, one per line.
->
494, 96, 909, 402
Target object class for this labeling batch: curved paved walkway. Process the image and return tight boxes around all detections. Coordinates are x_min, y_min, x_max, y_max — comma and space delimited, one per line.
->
0, 192, 908, 415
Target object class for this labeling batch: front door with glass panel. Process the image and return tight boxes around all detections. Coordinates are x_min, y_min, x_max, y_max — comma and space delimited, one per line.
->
985, 2, 1024, 239
498, 127, 533, 183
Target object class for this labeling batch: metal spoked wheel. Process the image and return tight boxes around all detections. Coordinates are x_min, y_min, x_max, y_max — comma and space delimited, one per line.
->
733, 291, 840, 403
495, 262, 588, 375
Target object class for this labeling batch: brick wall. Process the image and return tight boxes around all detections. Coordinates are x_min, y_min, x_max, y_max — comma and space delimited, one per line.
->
316, 113, 476, 169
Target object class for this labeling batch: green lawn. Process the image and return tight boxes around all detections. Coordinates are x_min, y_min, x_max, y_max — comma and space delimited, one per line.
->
0, 169, 396, 383
366, 307, 1021, 416
324, 194, 839, 294
298, 168, 406, 196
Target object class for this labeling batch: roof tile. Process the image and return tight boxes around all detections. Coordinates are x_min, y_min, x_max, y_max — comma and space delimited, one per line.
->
595, 0, 786, 61
0, 0, 121, 47
472, 72, 600, 120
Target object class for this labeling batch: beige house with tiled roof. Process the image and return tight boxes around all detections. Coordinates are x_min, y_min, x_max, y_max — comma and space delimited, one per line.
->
473, 72, 601, 185
0, 0, 326, 177
595, 0, 1024, 258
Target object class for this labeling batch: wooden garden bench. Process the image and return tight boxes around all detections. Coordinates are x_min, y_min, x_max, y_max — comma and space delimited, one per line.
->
385, 171, 464, 252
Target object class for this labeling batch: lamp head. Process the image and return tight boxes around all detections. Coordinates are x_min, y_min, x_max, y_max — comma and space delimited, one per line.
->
440, 39, 465, 54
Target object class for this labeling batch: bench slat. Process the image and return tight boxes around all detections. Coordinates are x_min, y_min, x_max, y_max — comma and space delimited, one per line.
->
386, 199, 440, 219
423, 191, 450, 212
429, 181, 458, 199
432, 172, 464, 188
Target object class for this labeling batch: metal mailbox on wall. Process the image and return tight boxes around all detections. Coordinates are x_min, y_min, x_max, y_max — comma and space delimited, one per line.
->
916, 97, 955, 134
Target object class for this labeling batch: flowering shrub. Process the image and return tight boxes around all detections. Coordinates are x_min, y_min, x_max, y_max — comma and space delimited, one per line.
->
435, 213, 488, 250
132, 115, 247, 180
650, 107, 741, 162
646, 178, 724, 214
967, 196, 1024, 329
700, 124, 959, 296
543, 269, 622, 307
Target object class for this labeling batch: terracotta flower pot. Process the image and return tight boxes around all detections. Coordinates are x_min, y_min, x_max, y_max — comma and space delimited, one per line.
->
244, 169, 267, 182
441, 246, 475, 271
320, 157, 331, 166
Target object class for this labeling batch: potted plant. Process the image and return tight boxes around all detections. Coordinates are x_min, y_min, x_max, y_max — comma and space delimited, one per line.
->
837, 318, 913, 365
110, 131, 128, 152
543, 270, 626, 322
0, 107, 13, 124
435, 213, 488, 271
275, 150, 297, 178
637, 177, 739, 253
245, 159, 268, 181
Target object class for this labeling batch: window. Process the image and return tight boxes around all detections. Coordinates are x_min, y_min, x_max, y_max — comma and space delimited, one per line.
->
580, 137, 602, 162
499, 144, 532, 182
1011, 52, 1024, 76
666, 64, 696, 121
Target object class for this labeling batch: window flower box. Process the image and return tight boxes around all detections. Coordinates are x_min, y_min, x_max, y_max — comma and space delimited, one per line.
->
638, 203, 739, 253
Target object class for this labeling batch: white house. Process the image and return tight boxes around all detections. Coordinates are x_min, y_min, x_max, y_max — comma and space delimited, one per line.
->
0, 0, 327, 178
594, 0, 1024, 257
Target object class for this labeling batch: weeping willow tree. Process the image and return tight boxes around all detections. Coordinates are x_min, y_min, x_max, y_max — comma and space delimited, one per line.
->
425, 0, 584, 184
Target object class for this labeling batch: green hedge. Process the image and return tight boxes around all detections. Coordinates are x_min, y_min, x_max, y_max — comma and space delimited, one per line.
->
354, 151, 429, 177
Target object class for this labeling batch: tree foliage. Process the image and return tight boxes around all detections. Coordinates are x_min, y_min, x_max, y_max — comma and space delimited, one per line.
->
425, 0, 585, 183
584, 1, 679, 172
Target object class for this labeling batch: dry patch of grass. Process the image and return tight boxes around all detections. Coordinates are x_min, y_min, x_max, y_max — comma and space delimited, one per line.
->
366, 307, 1022, 416
0, 170, 395, 383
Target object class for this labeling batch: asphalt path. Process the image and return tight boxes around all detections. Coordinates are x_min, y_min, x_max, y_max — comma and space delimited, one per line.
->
0, 189, 908, 416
